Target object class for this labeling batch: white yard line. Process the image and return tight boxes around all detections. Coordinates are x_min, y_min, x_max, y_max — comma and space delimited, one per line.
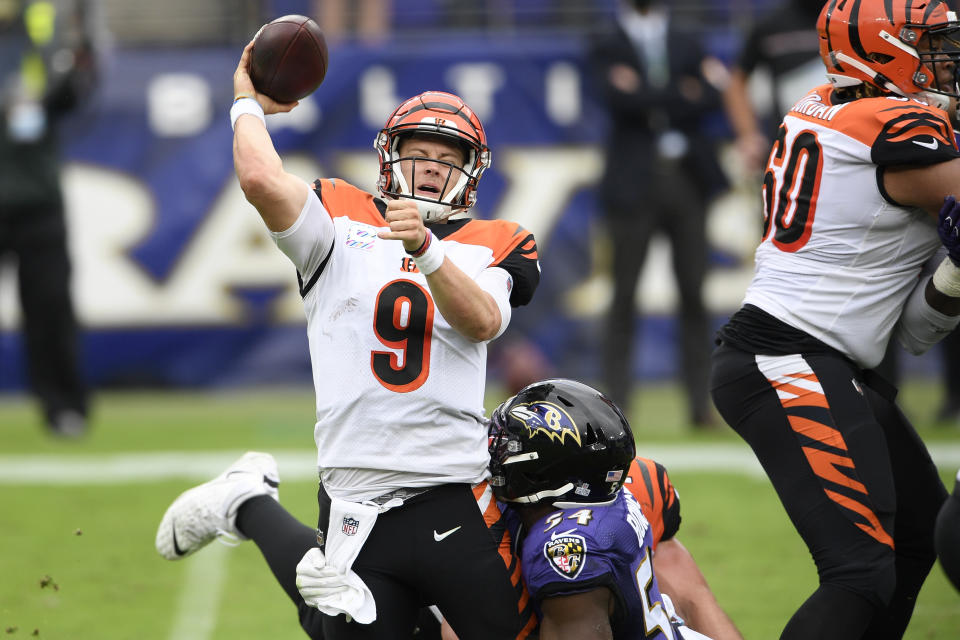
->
4, 443, 959, 640
165, 542, 229, 640
2, 444, 960, 484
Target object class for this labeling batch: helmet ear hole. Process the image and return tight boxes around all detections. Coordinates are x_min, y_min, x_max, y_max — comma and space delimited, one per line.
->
554, 393, 575, 408
582, 422, 600, 446
868, 52, 895, 64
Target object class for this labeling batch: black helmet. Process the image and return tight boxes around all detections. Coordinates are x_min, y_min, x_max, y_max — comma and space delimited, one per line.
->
488, 379, 636, 505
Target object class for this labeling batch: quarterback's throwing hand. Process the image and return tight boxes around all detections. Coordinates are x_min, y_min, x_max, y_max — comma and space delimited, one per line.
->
939, 195, 960, 266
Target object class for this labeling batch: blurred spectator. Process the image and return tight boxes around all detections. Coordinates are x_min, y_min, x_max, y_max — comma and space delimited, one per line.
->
312, 0, 390, 44
0, 0, 100, 436
722, 0, 823, 173
588, 0, 727, 427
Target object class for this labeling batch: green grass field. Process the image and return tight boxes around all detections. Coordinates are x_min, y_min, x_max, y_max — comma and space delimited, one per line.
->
2, 380, 960, 639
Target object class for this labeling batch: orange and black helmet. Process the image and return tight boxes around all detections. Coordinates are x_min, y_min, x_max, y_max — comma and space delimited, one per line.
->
818, 0, 960, 109
374, 91, 491, 220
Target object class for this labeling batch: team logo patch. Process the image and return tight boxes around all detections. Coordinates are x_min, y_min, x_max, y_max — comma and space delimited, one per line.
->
544, 531, 587, 580
341, 517, 360, 536
345, 223, 377, 250
509, 401, 581, 446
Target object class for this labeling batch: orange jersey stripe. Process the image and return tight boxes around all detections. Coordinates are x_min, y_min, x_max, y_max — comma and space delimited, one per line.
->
789, 85, 954, 151
515, 612, 539, 639
444, 219, 538, 264
625, 457, 672, 548
314, 179, 385, 226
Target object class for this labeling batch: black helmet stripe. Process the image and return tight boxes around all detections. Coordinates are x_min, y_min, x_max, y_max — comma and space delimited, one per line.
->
883, 0, 894, 24
825, 0, 844, 70
923, 0, 947, 23
849, 0, 871, 63
399, 101, 481, 137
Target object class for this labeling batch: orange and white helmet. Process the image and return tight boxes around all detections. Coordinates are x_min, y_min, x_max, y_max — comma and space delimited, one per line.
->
375, 91, 491, 221
818, 0, 960, 110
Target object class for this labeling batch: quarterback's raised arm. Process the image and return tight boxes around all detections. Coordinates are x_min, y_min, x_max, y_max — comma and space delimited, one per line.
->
231, 40, 311, 232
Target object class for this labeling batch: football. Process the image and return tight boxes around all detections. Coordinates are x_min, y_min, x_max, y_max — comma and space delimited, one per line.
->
249, 15, 328, 104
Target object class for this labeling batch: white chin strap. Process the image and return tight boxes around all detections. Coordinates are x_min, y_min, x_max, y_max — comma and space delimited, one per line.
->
507, 483, 575, 504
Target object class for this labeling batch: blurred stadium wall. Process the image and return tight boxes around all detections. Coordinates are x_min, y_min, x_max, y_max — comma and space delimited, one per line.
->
0, 0, 939, 390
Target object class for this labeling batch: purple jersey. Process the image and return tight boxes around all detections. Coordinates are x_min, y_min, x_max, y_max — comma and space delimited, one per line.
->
519, 489, 679, 639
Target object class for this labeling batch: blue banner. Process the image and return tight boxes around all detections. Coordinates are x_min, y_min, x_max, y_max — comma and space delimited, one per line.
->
7, 34, 918, 391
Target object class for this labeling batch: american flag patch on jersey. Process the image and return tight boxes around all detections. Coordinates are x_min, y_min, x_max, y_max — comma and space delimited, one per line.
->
346, 223, 377, 250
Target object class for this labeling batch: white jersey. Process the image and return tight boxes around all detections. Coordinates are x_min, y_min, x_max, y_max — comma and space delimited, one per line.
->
742, 85, 958, 368
272, 179, 540, 501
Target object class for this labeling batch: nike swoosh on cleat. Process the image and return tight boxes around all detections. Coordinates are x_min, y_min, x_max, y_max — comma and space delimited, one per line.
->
172, 524, 186, 556
433, 525, 461, 542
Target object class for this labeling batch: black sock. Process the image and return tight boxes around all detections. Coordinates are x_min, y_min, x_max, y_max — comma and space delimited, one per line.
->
236, 495, 318, 605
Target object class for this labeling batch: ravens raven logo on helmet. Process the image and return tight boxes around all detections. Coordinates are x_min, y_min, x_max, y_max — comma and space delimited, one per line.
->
509, 401, 582, 446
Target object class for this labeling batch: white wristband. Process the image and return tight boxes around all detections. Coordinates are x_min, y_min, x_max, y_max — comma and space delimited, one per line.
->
933, 257, 960, 297
413, 235, 445, 275
230, 97, 265, 131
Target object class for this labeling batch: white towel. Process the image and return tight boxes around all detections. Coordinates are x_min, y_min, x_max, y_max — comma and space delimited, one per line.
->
295, 497, 379, 624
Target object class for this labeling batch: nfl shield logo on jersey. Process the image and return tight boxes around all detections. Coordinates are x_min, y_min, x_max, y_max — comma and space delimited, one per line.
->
342, 516, 360, 536
544, 532, 587, 580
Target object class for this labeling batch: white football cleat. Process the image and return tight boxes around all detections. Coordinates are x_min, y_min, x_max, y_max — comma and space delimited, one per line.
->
155, 451, 279, 560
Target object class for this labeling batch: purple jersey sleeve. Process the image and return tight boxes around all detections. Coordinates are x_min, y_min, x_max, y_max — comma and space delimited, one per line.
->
519, 491, 680, 640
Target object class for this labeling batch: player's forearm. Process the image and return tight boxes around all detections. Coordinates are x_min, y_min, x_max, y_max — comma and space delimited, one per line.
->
233, 118, 305, 231
427, 262, 502, 342
234, 117, 284, 200
654, 539, 744, 640
674, 593, 744, 640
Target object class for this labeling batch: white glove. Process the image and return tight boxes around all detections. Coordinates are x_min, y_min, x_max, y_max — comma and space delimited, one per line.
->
295, 546, 377, 624
296, 547, 351, 601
